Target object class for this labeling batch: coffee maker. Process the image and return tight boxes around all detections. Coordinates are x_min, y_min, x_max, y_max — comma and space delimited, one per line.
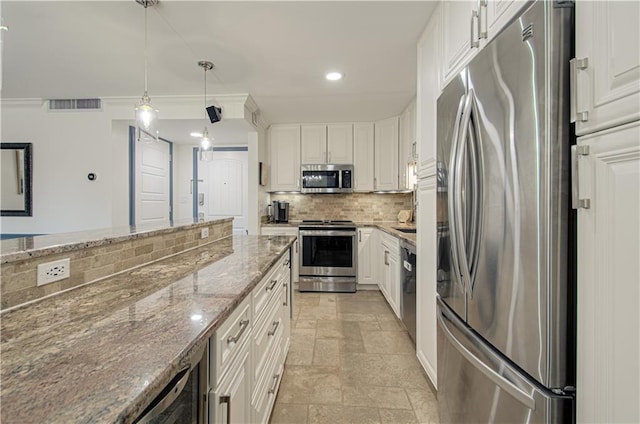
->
272, 201, 289, 223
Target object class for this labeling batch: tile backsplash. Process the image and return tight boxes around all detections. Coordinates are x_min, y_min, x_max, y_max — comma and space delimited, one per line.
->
270, 193, 412, 222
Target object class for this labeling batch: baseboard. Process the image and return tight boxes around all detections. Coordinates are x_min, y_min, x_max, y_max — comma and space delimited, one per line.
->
356, 284, 380, 291
416, 349, 438, 392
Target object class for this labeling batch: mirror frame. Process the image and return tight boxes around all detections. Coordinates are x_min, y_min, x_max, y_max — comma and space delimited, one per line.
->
1, 142, 33, 217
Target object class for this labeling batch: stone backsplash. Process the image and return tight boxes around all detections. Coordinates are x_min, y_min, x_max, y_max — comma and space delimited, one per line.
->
0, 220, 233, 310
270, 192, 413, 222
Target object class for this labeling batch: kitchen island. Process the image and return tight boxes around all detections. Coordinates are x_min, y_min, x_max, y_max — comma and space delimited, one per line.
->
0, 234, 295, 423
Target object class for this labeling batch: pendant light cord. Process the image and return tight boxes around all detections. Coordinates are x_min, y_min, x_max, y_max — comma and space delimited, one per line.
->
144, 4, 149, 95
203, 66, 207, 120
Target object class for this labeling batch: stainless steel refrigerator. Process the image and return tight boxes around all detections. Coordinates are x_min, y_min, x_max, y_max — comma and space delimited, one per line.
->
436, 1, 576, 422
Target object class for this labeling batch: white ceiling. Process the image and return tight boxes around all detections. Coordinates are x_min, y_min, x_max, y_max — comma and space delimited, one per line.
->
1, 1, 436, 125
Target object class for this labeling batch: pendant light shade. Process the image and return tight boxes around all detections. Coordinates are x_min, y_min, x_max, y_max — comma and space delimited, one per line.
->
135, 0, 159, 142
198, 60, 215, 161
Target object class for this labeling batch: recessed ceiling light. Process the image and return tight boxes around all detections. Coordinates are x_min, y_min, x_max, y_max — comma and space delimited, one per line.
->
325, 72, 343, 81
190, 132, 203, 138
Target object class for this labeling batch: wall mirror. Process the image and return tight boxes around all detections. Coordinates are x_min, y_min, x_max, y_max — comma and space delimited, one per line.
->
1, 143, 33, 216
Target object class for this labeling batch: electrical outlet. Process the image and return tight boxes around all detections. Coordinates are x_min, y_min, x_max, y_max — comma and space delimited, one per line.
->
201, 227, 209, 239
37, 258, 70, 286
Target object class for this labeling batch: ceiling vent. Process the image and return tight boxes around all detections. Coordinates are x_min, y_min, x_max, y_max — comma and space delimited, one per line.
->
48, 98, 102, 111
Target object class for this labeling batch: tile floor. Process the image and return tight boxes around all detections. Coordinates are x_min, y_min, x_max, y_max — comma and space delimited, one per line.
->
270, 290, 439, 424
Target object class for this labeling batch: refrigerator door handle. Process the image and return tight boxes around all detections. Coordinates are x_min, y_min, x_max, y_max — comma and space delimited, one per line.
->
455, 92, 474, 296
466, 92, 483, 291
447, 94, 467, 292
438, 304, 536, 410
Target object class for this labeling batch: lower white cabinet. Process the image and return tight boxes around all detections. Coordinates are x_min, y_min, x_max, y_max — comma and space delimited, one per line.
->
416, 177, 438, 388
379, 232, 401, 318
209, 338, 252, 424
261, 227, 299, 284
209, 250, 291, 424
357, 227, 376, 287
576, 121, 640, 424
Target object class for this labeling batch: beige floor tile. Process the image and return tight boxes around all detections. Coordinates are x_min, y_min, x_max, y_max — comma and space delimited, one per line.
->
337, 313, 379, 322
342, 385, 413, 409
313, 339, 340, 366
286, 328, 316, 366
298, 305, 337, 320
357, 320, 382, 331
337, 300, 393, 315
316, 320, 362, 339
277, 366, 342, 405
295, 319, 317, 330
308, 405, 381, 424
406, 388, 439, 423
341, 353, 430, 389
319, 294, 337, 306
361, 330, 415, 355
270, 403, 309, 424
379, 408, 420, 424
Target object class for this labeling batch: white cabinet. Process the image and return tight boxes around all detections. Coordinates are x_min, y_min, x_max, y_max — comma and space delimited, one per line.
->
210, 339, 252, 424
327, 124, 353, 164
353, 123, 375, 192
574, 1, 640, 136
300, 124, 327, 164
399, 99, 417, 190
485, 0, 527, 42
374, 117, 399, 191
441, 0, 481, 86
261, 227, 298, 284
357, 227, 376, 287
301, 124, 353, 164
379, 231, 401, 318
417, 5, 441, 179
268, 125, 300, 192
416, 177, 438, 388
576, 121, 640, 424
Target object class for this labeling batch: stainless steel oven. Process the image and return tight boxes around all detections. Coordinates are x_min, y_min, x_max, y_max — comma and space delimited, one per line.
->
134, 344, 208, 424
298, 221, 357, 292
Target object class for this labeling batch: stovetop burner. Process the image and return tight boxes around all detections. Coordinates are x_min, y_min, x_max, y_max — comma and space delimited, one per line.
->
299, 219, 356, 229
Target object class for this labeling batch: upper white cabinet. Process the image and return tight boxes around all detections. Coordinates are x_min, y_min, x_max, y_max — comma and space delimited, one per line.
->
399, 99, 417, 190
327, 124, 353, 164
374, 117, 399, 191
301, 124, 353, 164
417, 5, 441, 179
576, 121, 640, 424
353, 123, 375, 192
269, 125, 301, 192
300, 124, 327, 164
485, 0, 527, 42
442, 0, 481, 86
574, 1, 640, 136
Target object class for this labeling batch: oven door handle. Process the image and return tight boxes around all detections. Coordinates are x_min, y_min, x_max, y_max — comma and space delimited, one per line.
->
134, 366, 191, 424
299, 230, 356, 237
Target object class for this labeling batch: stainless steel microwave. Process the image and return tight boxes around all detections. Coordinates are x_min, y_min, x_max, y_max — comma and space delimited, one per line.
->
301, 164, 353, 193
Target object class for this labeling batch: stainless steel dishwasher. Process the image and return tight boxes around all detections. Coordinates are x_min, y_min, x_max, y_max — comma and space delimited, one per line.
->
400, 240, 417, 344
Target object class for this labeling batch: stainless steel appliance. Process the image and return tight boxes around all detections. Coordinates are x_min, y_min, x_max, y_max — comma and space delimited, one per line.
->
301, 164, 353, 194
134, 345, 208, 424
400, 240, 416, 343
272, 200, 289, 223
436, 2, 575, 422
298, 220, 357, 292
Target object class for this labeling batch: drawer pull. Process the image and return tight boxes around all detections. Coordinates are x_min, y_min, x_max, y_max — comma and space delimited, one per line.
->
283, 283, 288, 306
268, 373, 281, 394
268, 320, 280, 336
266, 279, 278, 292
283, 258, 290, 266
226, 319, 250, 344
219, 394, 231, 424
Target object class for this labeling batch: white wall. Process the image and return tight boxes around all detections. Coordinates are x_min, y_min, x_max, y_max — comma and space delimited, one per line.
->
1, 95, 260, 235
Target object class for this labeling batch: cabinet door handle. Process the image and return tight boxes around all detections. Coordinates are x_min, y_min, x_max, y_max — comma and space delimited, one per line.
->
266, 279, 278, 292
478, 0, 487, 39
283, 283, 288, 306
268, 373, 281, 394
359, 230, 362, 242
470, 11, 479, 48
570, 57, 589, 123
295, 240, 299, 253
219, 394, 231, 424
283, 258, 290, 266
268, 320, 280, 336
384, 250, 389, 266
226, 319, 250, 344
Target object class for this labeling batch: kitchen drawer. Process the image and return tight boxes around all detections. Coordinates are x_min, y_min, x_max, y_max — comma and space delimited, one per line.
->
252, 292, 284, 385
253, 254, 288, 321
210, 295, 252, 388
252, 331, 284, 424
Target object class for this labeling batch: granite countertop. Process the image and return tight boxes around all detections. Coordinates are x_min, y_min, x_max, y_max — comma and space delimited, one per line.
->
262, 221, 416, 246
0, 234, 295, 424
1, 217, 231, 264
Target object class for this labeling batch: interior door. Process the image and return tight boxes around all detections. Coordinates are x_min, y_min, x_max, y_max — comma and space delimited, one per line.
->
134, 137, 171, 225
198, 150, 248, 234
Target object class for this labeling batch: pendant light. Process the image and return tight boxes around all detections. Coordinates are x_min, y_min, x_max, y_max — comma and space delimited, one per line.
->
135, 0, 159, 142
198, 60, 215, 161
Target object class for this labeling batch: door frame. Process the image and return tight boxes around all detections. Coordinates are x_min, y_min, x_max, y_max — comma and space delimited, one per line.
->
128, 126, 174, 226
